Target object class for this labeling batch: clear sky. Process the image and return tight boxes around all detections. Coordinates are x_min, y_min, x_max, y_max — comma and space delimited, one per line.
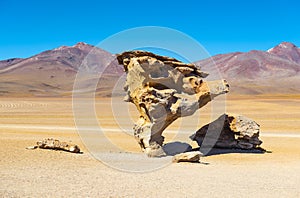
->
0, 0, 299, 60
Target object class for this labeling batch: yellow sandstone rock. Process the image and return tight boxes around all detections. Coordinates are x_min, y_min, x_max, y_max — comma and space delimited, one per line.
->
117, 51, 229, 157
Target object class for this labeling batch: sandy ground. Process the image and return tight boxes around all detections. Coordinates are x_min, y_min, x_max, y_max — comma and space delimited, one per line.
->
1, 95, 300, 197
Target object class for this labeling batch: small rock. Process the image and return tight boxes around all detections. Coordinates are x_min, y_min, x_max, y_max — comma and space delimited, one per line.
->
26, 146, 38, 150
172, 151, 202, 163
26, 138, 81, 153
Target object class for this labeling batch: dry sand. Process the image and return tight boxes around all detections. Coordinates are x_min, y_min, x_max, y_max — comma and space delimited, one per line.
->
1, 95, 300, 197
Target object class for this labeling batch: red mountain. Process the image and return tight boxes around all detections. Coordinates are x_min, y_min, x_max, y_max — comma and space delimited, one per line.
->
0, 42, 123, 97
196, 42, 300, 94
267, 42, 300, 64
0, 41, 299, 97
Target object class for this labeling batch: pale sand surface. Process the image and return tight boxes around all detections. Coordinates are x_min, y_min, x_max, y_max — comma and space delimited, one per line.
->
1, 96, 300, 197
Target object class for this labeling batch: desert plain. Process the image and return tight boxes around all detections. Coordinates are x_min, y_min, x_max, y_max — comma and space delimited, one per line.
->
1, 94, 300, 197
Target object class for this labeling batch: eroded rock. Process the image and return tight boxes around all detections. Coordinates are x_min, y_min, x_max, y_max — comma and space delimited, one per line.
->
117, 51, 229, 157
26, 138, 81, 153
190, 114, 263, 150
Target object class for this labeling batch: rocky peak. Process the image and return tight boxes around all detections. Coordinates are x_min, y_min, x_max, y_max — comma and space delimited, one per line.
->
279, 41, 297, 48
54, 42, 93, 51
73, 42, 93, 49
267, 42, 298, 52
267, 42, 300, 63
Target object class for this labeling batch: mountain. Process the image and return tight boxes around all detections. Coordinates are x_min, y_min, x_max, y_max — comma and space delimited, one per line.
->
0, 58, 24, 69
267, 42, 300, 64
0, 41, 299, 97
196, 42, 300, 94
0, 42, 123, 97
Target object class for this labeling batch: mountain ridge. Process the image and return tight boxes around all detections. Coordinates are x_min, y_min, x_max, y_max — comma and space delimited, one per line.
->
0, 42, 122, 97
196, 42, 300, 94
0, 41, 299, 97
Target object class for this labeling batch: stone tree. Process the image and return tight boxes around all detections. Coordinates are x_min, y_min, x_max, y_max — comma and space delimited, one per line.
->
117, 51, 229, 157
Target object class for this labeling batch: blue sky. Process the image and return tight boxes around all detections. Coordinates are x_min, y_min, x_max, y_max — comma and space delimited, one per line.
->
0, 0, 299, 60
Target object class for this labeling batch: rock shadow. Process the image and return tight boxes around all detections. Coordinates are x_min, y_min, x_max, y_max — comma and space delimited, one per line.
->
192, 147, 269, 156
162, 141, 192, 156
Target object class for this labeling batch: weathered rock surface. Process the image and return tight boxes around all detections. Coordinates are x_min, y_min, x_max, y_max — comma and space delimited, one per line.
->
172, 151, 202, 163
117, 51, 229, 157
26, 138, 81, 153
190, 114, 263, 150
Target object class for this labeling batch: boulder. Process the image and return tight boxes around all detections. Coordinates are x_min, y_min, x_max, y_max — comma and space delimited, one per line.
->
190, 114, 263, 150
117, 51, 229, 157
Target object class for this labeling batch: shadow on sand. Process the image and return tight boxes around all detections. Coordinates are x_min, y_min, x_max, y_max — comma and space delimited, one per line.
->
162, 141, 271, 157
162, 141, 192, 156
192, 147, 270, 156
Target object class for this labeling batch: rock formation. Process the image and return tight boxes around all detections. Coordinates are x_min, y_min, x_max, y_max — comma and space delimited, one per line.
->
26, 138, 81, 153
117, 51, 229, 157
190, 114, 263, 150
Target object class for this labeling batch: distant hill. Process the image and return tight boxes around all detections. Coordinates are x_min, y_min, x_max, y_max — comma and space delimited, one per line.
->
0, 42, 123, 97
196, 42, 300, 94
0, 41, 299, 97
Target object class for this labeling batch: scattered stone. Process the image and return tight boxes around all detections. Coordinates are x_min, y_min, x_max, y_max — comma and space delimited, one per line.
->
190, 114, 263, 150
172, 151, 202, 163
26, 146, 38, 150
26, 138, 81, 153
117, 51, 229, 157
